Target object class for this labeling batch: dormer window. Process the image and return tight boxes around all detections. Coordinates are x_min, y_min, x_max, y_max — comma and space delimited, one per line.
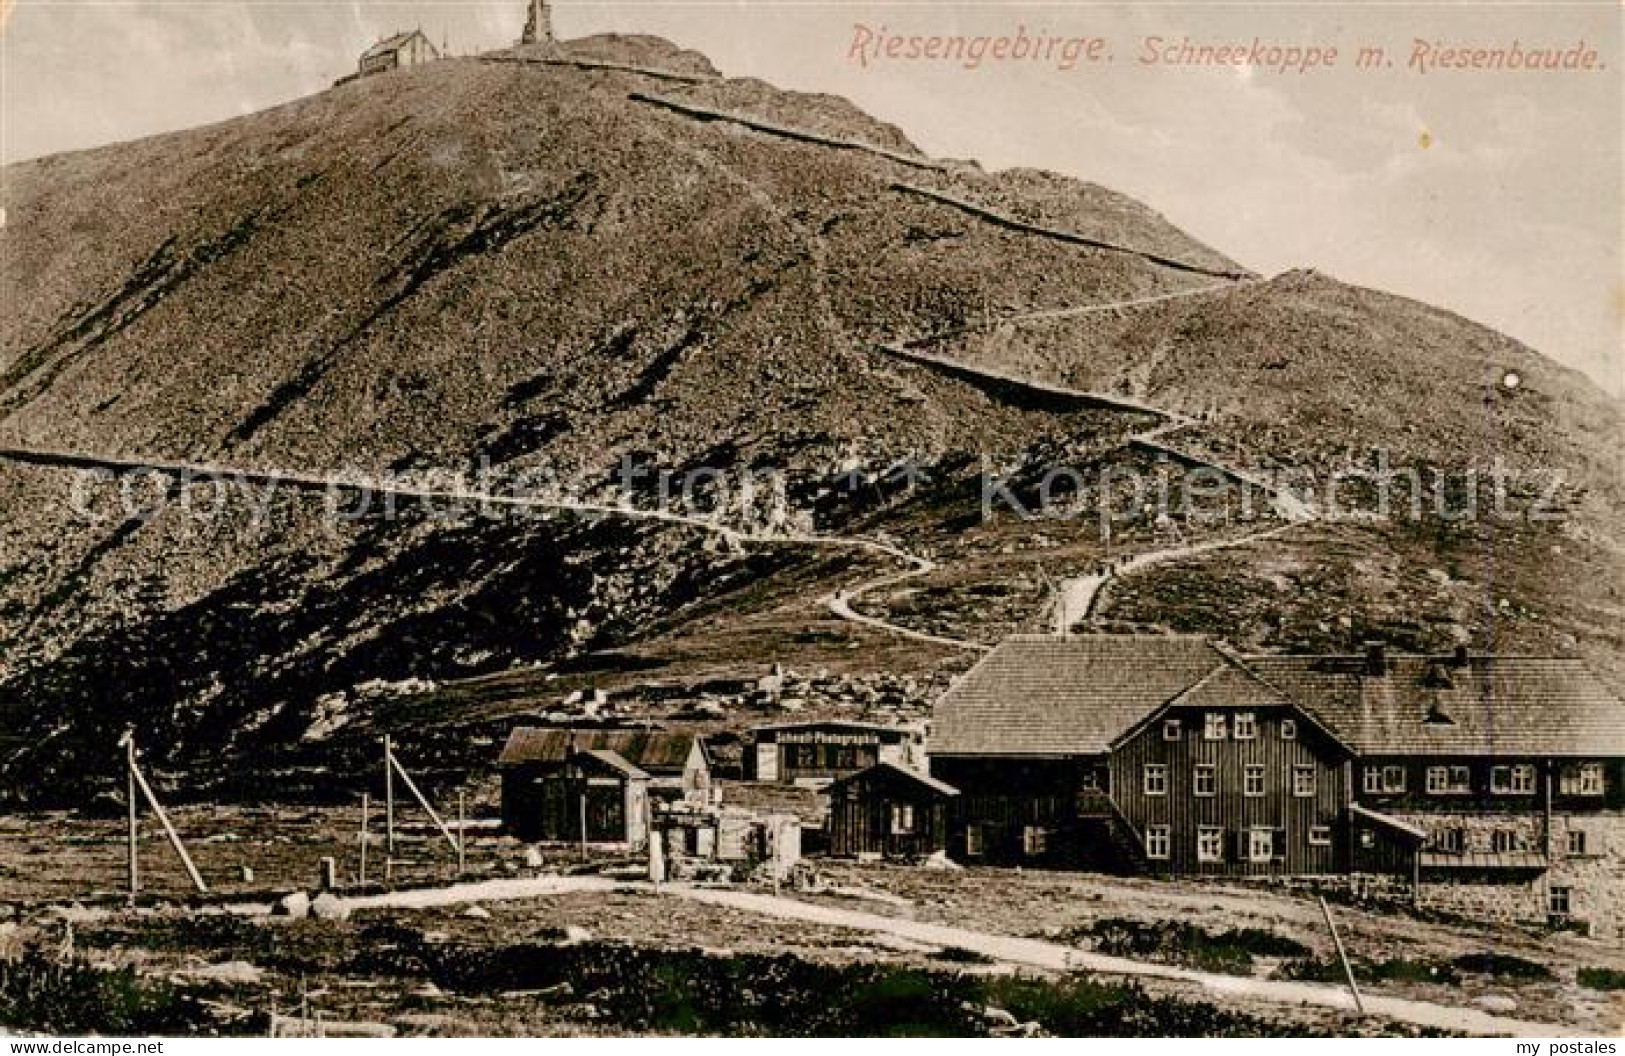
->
1420, 661, 1455, 689
1233, 713, 1257, 740
1423, 703, 1456, 726
1203, 713, 1227, 740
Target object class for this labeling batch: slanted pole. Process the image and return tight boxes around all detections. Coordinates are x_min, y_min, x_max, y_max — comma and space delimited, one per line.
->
388, 749, 461, 857
128, 750, 208, 893
1318, 896, 1364, 1016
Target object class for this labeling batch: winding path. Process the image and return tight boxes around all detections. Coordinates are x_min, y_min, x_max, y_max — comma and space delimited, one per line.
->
0, 89, 1310, 654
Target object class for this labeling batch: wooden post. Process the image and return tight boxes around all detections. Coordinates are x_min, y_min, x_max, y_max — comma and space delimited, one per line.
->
578, 778, 588, 858
456, 789, 467, 877
125, 735, 140, 901
358, 793, 369, 888
383, 736, 396, 859
1318, 896, 1365, 1016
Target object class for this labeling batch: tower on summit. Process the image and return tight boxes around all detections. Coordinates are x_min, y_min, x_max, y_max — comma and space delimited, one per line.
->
521, 0, 553, 46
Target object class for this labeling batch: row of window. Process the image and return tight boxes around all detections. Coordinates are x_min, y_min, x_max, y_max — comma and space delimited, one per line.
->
1143, 763, 1318, 798
1163, 713, 1297, 742
782, 744, 878, 771
1363, 762, 1606, 797
1143, 824, 1333, 862
1431, 827, 1594, 856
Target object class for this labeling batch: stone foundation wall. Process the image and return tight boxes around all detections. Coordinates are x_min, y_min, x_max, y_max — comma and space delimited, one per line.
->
1395, 809, 1625, 940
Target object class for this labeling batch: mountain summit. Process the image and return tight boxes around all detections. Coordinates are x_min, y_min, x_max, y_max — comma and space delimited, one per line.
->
0, 35, 1618, 801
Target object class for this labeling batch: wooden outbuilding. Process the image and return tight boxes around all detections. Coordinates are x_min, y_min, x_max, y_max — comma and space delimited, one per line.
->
826, 762, 958, 859
748, 720, 927, 787
497, 728, 710, 847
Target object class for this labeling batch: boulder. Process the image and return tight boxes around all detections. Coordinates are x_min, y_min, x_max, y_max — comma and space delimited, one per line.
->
463, 905, 492, 920
273, 892, 311, 919
310, 892, 350, 922
1474, 995, 1518, 1014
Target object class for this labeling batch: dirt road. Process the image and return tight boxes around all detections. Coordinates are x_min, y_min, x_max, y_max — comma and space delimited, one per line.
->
334, 875, 1574, 1037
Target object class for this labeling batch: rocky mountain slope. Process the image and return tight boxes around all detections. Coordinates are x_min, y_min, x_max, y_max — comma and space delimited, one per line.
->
0, 35, 1618, 802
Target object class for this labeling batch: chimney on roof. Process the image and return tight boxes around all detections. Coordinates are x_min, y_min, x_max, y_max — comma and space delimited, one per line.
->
1363, 640, 1387, 676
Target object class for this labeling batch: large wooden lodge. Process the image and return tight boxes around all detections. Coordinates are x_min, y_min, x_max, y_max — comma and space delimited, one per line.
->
929, 635, 1625, 939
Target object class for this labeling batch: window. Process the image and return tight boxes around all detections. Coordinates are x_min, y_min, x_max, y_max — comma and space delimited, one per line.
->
965, 824, 984, 857
1204, 713, 1227, 740
1197, 826, 1224, 862
1233, 712, 1257, 740
1308, 826, 1332, 846
1248, 828, 1274, 863
1359, 830, 1375, 849
1567, 830, 1588, 856
1280, 718, 1298, 741
1548, 885, 1572, 918
1426, 765, 1471, 795
1363, 766, 1384, 795
1491, 764, 1537, 794
1193, 764, 1217, 798
1080, 768, 1101, 793
1292, 765, 1317, 798
1382, 765, 1407, 794
1435, 827, 1464, 854
1560, 762, 1606, 797
1244, 765, 1265, 798
1492, 829, 1520, 854
1023, 826, 1049, 856
1145, 825, 1170, 860
1162, 718, 1182, 741
1144, 764, 1168, 796
889, 804, 916, 835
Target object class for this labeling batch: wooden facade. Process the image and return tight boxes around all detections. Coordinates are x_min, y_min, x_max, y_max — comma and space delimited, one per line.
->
501, 750, 650, 847
358, 30, 438, 77
826, 763, 957, 859
497, 728, 710, 847
928, 756, 1112, 866
929, 636, 1625, 902
750, 721, 925, 786
1110, 703, 1350, 876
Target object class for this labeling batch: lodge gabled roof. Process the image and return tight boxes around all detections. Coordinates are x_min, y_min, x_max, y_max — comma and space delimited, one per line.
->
928, 635, 1624, 760
1240, 653, 1625, 758
930, 634, 1230, 756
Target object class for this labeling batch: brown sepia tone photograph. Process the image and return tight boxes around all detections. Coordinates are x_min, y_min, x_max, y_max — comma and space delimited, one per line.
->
0, 0, 1621, 1040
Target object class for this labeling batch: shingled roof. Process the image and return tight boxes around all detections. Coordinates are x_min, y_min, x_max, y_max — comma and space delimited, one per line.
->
1241, 653, 1625, 758
928, 636, 1625, 760
930, 635, 1229, 755
497, 728, 702, 774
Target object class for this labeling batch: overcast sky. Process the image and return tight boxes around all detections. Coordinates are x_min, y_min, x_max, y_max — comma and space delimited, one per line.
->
2, 1, 1620, 393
